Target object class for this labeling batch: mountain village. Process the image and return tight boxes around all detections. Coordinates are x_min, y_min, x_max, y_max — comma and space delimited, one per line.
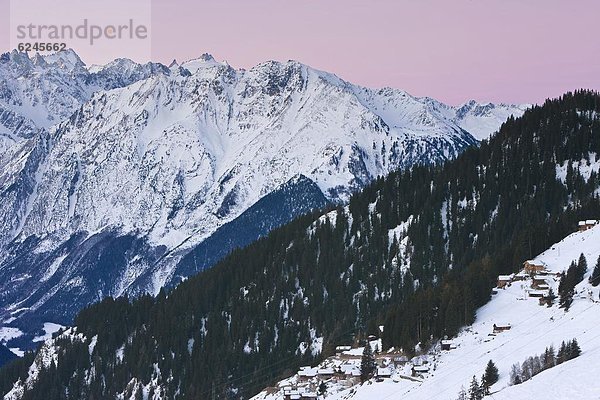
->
254, 220, 600, 400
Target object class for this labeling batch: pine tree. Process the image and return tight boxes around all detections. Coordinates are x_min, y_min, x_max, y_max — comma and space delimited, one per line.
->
577, 253, 588, 283
556, 341, 567, 364
564, 339, 573, 360
468, 375, 482, 400
531, 355, 542, 376
558, 273, 574, 311
542, 346, 556, 370
484, 360, 499, 386
569, 338, 581, 359
590, 256, 600, 287
480, 374, 490, 396
456, 386, 467, 400
521, 357, 533, 382
318, 381, 327, 395
545, 288, 556, 307
360, 341, 376, 382
509, 363, 522, 385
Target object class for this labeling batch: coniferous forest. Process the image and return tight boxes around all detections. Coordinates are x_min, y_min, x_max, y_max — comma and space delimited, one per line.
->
1, 91, 599, 399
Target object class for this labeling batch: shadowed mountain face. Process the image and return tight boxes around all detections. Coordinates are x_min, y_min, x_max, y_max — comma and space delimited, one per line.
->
0, 49, 525, 341
0, 345, 16, 369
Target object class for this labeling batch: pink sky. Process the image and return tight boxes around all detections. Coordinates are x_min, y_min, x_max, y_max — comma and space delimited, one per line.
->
2, 0, 599, 105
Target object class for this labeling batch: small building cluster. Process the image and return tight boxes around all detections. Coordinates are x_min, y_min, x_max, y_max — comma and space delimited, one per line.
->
271, 333, 451, 399
496, 261, 561, 297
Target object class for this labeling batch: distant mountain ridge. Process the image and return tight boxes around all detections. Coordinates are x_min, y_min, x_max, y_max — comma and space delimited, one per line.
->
0, 49, 526, 343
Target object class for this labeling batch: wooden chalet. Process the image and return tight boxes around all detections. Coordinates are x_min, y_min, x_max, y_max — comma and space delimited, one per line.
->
497, 274, 514, 288
411, 365, 430, 377
298, 367, 317, 382
493, 323, 511, 333
528, 289, 549, 298
441, 340, 456, 351
532, 275, 549, 289
283, 388, 300, 400
513, 270, 528, 281
335, 345, 352, 354
316, 368, 335, 379
578, 220, 598, 232
392, 355, 409, 367
339, 364, 361, 378
524, 260, 546, 274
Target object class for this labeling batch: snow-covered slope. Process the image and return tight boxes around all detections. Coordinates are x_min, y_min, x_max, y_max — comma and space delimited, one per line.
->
0, 49, 526, 341
253, 224, 600, 400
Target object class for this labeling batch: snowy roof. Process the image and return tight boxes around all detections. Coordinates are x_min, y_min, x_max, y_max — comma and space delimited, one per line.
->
528, 290, 550, 296
525, 260, 545, 266
586, 220, 598, 225
494, 323, 511, 327
335, 345, 352, 351
298, 368, 317, 377
413, 365, 430, 372
377, 367, 392, 376
441, 340, 453, 345
579, 221, 587, 226
317, 368, 334, 375
498, 274, 513, 281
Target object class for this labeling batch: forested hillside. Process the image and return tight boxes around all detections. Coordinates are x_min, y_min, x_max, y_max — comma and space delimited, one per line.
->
1, 91, 599, 400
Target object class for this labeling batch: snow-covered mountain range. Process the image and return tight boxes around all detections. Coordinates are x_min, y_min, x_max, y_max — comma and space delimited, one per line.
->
0, 49, 526, 341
